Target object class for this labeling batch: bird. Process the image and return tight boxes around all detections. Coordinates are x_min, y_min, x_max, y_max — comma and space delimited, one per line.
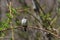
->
21, 17, 28, 31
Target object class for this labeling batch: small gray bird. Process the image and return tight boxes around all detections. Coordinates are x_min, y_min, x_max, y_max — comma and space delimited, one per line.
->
21, 17, 28, 31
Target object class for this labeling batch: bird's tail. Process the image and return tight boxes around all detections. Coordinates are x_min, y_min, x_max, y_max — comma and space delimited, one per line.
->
24, 27, 27, 31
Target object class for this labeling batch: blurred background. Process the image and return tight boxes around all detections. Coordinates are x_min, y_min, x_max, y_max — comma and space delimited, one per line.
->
0, 0, 60, 40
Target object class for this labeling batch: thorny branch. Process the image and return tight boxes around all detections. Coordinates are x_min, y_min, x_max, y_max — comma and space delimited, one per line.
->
0, 26, 60, 39
7, 1, 14, 40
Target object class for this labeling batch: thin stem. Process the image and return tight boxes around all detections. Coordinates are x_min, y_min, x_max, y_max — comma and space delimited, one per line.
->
9, 2, 14, 40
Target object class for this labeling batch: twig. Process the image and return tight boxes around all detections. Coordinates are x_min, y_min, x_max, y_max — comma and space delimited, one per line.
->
0, 26, 60, 39
9, 2, 14, 40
